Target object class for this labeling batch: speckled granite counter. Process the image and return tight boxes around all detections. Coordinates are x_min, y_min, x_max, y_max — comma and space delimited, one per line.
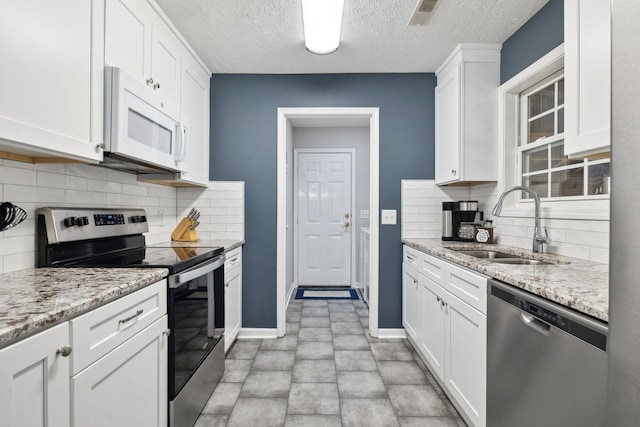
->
402, 238, 609, 322
150, 239, 244, 253
0, 268, 168, 349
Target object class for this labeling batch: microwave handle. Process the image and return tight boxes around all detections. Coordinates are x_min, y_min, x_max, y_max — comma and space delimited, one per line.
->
176, 122, 187, 163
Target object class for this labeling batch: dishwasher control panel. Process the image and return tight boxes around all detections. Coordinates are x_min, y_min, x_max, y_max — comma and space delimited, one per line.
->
519, 300, 566, 328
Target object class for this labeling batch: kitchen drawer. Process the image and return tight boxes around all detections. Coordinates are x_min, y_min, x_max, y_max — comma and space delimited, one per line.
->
403, 246, 420, 270
420, 252, 446, 284
70, 280, 167, 374
442, 264, 488, 314
224, 247, 242, 276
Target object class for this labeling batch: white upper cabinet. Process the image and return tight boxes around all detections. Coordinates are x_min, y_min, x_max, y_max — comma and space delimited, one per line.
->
435, 44, 501, 185
178, 52, 211, 186
0, 0, 103, 163
106, 0, 212, 186
564, 0, 611, 157
105, 0, 182, 117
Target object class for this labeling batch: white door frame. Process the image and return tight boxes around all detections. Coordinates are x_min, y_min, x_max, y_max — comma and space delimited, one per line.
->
294, 148, 357, 287
277, 107, 380, 337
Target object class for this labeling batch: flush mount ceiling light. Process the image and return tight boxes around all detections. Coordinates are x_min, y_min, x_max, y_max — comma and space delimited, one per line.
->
301, 0, 345, 55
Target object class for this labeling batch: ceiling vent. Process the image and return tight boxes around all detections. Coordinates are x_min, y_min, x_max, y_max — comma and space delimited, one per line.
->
408, 0, 439, 26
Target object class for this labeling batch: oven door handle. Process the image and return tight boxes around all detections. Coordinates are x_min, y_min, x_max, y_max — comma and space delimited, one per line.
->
169, 254, 226, 287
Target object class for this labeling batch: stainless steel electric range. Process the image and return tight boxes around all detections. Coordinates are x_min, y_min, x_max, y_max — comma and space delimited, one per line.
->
37, 207, 225, 427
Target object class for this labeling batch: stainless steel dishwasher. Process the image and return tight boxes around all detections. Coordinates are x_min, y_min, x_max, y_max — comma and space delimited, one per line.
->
487, 279, 608, 427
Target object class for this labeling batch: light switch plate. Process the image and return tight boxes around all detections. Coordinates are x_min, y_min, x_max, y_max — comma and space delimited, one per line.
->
360, 210, 369, 219
381, 209, 397, 225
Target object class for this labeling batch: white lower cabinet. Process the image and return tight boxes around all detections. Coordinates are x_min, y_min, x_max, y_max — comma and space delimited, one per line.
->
72, 316, 168, 427
225, 247, 243, 352
0, 323, 71, 427
419, 276, 446, 380
402, 263, 421, 343
403, 245, 487, 427
444, 291, 486, 427
0, 280, 168, 427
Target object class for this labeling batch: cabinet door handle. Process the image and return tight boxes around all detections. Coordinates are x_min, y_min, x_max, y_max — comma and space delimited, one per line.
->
153, 83, 160, 90
146, 77, 154, 86
413, 279, 418, 284
119, 309, 143, 325
163, 329, 172, 337
451, 169, 457, 175
56, 345, 72, 357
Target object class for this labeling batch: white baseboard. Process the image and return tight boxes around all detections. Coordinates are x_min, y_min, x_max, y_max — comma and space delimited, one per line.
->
286, 283, 297, 309
376, 328, 407, 339
238, 328, 278, 340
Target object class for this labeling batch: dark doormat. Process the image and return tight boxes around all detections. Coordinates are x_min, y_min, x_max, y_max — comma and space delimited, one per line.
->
295, 288, 359, 300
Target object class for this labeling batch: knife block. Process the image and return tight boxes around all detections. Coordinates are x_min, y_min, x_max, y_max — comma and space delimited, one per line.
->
171, 217, 199, 242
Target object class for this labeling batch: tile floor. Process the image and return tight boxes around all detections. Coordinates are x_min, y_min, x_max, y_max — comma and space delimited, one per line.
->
195, 294, 467, 427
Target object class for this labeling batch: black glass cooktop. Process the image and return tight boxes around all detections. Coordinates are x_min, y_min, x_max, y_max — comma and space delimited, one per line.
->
65, 245, 223, 274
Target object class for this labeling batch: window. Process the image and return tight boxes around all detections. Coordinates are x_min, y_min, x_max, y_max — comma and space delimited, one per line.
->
517, 72, 610, 201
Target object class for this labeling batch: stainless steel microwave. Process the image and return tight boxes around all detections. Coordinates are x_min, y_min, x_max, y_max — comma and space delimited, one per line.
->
103, 66, 186, 173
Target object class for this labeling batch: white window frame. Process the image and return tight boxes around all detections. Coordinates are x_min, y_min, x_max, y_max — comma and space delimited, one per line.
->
497, 44, 609, 220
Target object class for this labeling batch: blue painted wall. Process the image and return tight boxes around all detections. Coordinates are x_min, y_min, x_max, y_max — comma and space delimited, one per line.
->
210, 74, 436, 328
501, 0, 564, 84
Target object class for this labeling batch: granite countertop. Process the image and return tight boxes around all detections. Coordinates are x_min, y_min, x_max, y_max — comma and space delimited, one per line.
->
151, 239, 244, 253
402, 238, 609, 322
0, 268, 168, 349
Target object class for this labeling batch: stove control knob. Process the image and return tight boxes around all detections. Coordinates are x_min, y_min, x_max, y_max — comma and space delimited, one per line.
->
63, 217, 76, 227
78, 216, 90, 226
131, 215, 147, 223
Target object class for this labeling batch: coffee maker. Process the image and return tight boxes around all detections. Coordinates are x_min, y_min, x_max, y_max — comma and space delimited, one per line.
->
442, 201, 483, 241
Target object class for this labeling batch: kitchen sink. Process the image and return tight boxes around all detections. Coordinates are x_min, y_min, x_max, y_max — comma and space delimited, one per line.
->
450, 248, 554, 265
488, 258, 550, 265
453, 250, 515, 259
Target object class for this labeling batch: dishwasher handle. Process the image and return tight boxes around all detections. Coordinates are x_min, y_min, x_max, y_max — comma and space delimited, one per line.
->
519, 311, 551, 336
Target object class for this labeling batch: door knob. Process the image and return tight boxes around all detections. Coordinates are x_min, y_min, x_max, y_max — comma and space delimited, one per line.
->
344, 222, 350, 227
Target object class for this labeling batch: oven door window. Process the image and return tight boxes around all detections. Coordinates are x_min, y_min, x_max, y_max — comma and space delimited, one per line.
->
171, 272, 223, 395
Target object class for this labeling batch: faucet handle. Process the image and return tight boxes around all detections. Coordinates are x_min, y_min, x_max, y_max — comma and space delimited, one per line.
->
534, 227, 548, 243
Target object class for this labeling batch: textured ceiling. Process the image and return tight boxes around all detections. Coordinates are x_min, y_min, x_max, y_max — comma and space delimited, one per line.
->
155, 0, 550, 74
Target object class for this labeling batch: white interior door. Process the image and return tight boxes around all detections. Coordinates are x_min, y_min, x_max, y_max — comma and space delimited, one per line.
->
297, 151, 352, 286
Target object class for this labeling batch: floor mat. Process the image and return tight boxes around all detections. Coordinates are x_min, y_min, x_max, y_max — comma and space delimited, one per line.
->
295, 288, 359, 300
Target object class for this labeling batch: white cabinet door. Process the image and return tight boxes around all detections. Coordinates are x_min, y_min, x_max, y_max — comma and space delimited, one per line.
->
434, 45, 500, 185
564, 0, 611, 157
105, 0, 182, 116
0, 323, 70, 427
402, 264, 421, 343
435, 67, 461, 184
0, 0, 103, 162
150, 21, 182, 115
445, 292, 487, 427
178, 53, 211, 186
225, 249, 243, 352
419, 275, 446, 380
104, 0, 152, 84
72, 316, 168, 427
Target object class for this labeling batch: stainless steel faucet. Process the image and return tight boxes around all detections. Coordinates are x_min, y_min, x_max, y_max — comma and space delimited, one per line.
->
492, 186, 548, 253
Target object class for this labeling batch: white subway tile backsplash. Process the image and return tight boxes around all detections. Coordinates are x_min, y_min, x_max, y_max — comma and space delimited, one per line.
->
0, 166, 37, 186
0, 163, 180, 271
402, 179, 610, 263
175, 181, 245, 241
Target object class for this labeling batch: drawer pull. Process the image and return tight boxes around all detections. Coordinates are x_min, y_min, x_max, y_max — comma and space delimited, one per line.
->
406, 255, 415, 261
56, 345, 72, 357
119, 309, 143, 325
230, 257, 238, 264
